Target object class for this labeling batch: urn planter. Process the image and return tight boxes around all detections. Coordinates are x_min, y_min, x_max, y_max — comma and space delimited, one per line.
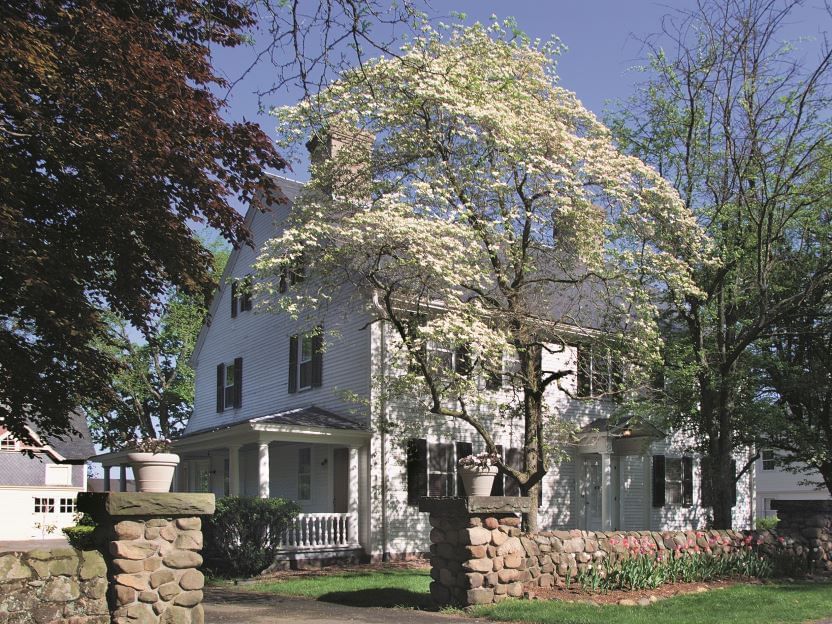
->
459, 465, 499, 496
127, 452, 180, 492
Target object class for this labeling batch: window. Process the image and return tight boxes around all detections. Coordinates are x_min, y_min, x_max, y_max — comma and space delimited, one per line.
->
278, 257, 305, 293
407, 438, 475, 503
34, 498, 55, 513
224, 362, 236, 407
652, 455, 693, 507
484, 350, 520, 391
576, 344, 622, 398
216, 358, 242, 412
288, 328, 323, 393
0, 434, 16, 452
428, 442, 455, 497
45, 464, 72, 486
59, 498, 76, 514
762, 450, 776, 471
298, 448, 311, 500
665, 458, 684, 505
231, 276, 254, 317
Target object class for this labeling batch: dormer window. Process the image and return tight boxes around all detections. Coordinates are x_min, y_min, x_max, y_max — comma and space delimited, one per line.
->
0, 434, 17, 452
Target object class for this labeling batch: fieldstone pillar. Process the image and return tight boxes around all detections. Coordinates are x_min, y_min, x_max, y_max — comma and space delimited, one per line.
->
78, 491, 215, 624
418, 496, 531, 607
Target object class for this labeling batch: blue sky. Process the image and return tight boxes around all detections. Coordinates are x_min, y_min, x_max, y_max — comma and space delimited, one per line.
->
211, 1, 830, 188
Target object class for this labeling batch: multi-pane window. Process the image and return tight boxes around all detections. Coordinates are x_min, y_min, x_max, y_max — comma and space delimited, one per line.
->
59, 498, 76, 514
484, 350, 520, 390
34, 498, 55, 513
0, 435, 16, 451
665, 458, 684, 505
224, 362, 236, 407
298, 448, 311, 500
762, 449, 776, 471
576, 344, 622, 398
428, 442, 455, 497
299, 333, 316, 390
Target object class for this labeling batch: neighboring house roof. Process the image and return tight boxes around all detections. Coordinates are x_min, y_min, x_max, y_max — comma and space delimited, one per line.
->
250, 406, 365, 431
0, 410, 95, 462
41, 411, 96, 461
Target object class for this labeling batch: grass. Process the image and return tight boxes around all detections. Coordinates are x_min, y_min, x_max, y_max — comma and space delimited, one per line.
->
471, 582, 832, 624
236, 568, 832, 623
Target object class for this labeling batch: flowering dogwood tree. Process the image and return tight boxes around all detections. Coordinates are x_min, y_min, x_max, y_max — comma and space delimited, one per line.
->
256, 20, 704, 529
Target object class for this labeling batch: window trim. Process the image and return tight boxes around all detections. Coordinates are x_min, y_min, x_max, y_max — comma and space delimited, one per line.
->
762, 449, 776, 471
34, 497, 56, 513
224, 361, 236, 407
45, 464, 72, 486
576, 344, 622, 399
298, 333, 315, 391
0, 434, 17, 452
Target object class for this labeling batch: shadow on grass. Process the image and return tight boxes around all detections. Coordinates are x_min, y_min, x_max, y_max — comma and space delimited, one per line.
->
317, 588, 437, 611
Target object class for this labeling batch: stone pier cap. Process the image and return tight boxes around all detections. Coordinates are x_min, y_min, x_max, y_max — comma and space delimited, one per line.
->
418, 496, 531, 515
78, 492, 216, 518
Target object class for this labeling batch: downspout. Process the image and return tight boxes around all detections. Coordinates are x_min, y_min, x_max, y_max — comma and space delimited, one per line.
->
379, 320, 390, 562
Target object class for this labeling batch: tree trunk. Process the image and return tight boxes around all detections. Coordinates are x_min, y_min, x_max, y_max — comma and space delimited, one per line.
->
521, 343, 544, 532
819, 461, 832, 498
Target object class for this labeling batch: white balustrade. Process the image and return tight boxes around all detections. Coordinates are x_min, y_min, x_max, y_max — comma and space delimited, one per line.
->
277, 513, 356, 550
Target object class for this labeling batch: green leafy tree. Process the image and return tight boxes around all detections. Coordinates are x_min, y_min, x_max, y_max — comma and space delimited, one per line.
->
86, 244, 229, 450
256, 20, 703, 530
611, 0, 832, 527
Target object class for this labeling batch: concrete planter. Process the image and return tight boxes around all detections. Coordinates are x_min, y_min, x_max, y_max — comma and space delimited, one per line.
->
459, 466, 499, 496
127, 452, 180, 493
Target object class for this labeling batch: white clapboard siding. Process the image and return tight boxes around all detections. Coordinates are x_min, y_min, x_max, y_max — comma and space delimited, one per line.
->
187, 179, 373, 436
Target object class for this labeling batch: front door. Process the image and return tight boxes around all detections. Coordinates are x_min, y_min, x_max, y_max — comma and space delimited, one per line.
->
332, 448, 349, 513
581, 454, 603, 531
187, 459, 211, 493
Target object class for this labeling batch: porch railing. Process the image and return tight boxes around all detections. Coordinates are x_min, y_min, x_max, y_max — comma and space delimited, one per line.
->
277, 512, 356, 550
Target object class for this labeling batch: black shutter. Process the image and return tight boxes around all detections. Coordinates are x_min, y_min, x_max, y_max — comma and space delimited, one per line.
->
216, 363, 225, 412
652, 455, 666, 507
490, 445, 505, 495
577, 344, 591, 397
454, 345, 472, 376
233, 357, 243, 408
407, 439, 428, 505
230, 281, 238, 318
455, 442, 473, 495
278, 269, 288, 293
682, 456, 693, 507
311, 326, 323, 388
288, 335, 298, 393
729, 459, 737, 507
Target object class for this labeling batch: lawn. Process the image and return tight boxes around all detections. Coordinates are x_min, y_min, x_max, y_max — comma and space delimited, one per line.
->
240, 568, 832, 623
472, 582, 832, 624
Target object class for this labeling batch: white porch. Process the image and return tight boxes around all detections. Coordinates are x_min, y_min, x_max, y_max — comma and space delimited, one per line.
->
172, 408, 371, 554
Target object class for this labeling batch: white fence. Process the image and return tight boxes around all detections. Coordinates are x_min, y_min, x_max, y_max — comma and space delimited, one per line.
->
277, 513, 356, 550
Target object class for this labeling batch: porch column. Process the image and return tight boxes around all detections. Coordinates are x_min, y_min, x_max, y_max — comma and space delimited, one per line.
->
600, 453, 611, 530
349, 446, 360, 545
258, 442, 270, 498
228, 444, 241, 497
119, 464, 127, 492
103, 466, 111, 492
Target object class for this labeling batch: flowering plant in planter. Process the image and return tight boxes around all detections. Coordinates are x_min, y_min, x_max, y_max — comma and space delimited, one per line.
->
127, 437, 178, 492
458, 452, 500, 469
131, 437, 172, 454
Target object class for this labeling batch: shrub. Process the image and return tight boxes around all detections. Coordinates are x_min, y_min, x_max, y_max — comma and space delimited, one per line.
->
63, 525, 96, 550
203, 496, 300, 578
756, 516, 780, 530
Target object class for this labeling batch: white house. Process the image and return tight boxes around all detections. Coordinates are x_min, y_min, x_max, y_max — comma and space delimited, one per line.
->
125, 175, 752, 562
0, 412, 94, 540
755, 450, 831, 520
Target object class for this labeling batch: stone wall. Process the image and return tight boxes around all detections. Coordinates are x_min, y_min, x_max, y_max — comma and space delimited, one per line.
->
420, 496, 832, 607
772, 500, 832, 572
0, 546, 109, 624
78, 492, 215, 624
